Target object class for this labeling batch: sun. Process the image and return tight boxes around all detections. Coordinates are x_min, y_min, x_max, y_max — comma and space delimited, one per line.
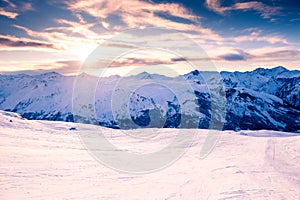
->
74, 43, 98, 62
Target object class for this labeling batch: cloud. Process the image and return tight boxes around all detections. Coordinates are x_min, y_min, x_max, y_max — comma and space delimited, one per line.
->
205, 0, 229, 14
154, 48, 300, 63
205, 0, 281, 19
59, 0, 224, 40
170, 56, 213, 62
0, 1, 34, 19
3, 0, 16, 8
219, 53, 248, 61
171, 57, 188, 62
0, 35, 59, 49
0, 60, 82, 76
65, 0, 199, 22
216, 49, 300, 62
0, 7, 18, 18
56, 0, 287, 47
103, 42, 138, 49
1, 0, 296, 75
20, 2, 34, 12
13, 24, 104, 60
259, 50, 300, 60
170, 49, 252, 62
46, 18, 100, 39
36, 60, 82, 75
14, 14, 112, 43
221, 28, 288, 45
233, 2, 280, 19
108, 57, 176, 68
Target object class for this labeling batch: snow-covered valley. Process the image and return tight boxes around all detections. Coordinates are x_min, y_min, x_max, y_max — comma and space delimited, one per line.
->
1, 111, 299, 199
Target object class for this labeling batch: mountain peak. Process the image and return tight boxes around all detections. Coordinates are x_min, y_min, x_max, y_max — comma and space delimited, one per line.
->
36, 71, 62, 78
271, 66, 288, 73
253, 66, 288, 76
78, 72, 95, 78
191, 70, 200, 76
136, 71, 152, 79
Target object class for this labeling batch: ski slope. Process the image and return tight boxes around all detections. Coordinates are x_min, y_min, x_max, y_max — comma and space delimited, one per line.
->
0, 111, 299, 199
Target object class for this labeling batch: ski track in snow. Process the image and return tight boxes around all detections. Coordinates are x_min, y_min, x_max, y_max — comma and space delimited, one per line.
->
0, 111, 299, 200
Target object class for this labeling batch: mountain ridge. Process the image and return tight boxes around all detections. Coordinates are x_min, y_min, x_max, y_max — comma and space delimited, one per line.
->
0, 66, 299, 132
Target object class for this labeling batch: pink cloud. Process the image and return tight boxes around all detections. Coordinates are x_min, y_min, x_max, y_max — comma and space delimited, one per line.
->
66, 0, 199, 22
0, 7, 18, 19
21, 2, 34, 12
0, 60, 82, 76
0, 35, 59, 50
233, 1, 280, 19
205, 0, 229, 14
0, 1, 34, 19
205, 0, 281, 19
231, 33, 288, 44
3, 0, 16, 8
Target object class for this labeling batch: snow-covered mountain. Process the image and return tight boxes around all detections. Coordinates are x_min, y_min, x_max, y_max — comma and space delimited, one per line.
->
0, 66, 299, 132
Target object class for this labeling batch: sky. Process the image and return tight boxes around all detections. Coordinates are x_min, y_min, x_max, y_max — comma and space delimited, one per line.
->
0, 0, 299, 76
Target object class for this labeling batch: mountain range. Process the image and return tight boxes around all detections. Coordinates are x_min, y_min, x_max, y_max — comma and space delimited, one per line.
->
0, 66, 299, 132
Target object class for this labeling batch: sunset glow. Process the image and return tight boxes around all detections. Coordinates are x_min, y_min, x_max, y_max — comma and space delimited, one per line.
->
0, 0, 299, 75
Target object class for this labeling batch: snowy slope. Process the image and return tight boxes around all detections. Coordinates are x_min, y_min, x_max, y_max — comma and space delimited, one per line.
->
221, 66, 300, 109
0, 111, 300, 199
0, 72, 74, 121
0, 66, 299, 131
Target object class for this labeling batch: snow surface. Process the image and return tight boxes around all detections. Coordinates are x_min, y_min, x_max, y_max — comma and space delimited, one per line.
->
0, 111, 300, 199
